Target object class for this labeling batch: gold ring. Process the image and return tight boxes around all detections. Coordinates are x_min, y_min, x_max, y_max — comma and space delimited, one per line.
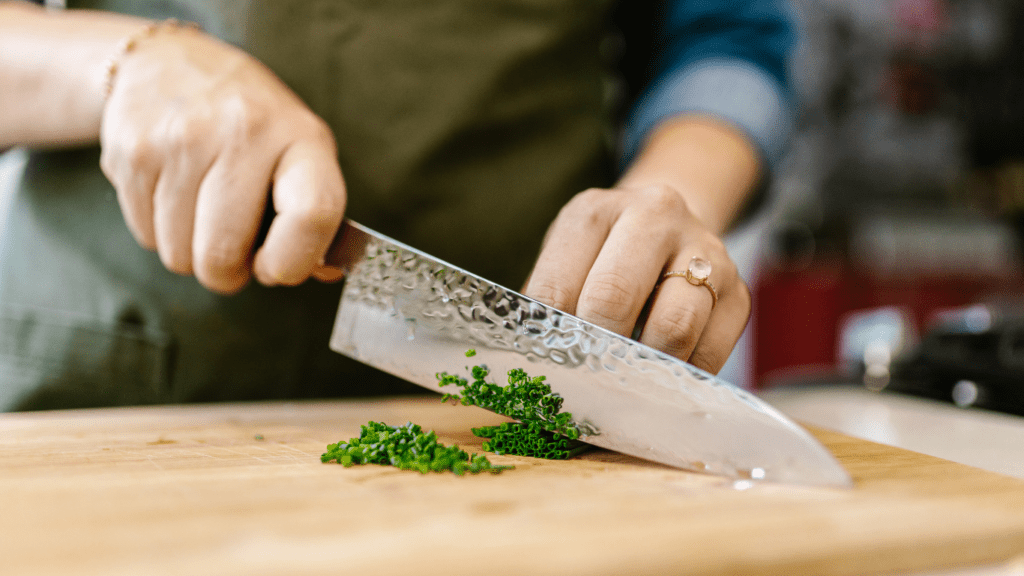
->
663, 257, 718, 309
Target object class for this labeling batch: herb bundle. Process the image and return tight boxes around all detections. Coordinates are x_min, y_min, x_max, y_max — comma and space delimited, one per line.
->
472, 422, 589, 460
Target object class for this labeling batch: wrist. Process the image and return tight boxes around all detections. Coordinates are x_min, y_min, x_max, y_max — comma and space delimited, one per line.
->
0, 5, 155, 147
617, 115, 761, 235
102, 18, 201, 99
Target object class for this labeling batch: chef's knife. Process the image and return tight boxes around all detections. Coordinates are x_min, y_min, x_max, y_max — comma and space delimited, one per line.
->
325, 220, 852, 488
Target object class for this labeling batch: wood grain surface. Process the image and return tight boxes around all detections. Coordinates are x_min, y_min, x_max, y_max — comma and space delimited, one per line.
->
2, 396, 1023, 576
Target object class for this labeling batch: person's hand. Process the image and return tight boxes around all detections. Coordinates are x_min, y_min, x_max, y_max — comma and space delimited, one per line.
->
99, 26, 345, 294
523, 185, 751, 374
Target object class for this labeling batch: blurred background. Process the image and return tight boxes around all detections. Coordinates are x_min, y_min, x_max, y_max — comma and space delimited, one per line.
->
722, 0, 1024, 487
716, 0, 1024, 404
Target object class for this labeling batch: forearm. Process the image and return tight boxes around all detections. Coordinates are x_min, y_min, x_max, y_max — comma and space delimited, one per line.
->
616, 115, 761, 236
0, 1, 148, 148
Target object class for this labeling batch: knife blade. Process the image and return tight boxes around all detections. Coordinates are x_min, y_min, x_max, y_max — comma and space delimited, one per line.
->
325, 220, 852, 488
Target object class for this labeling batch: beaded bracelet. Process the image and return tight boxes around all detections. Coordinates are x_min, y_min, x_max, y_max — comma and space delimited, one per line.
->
102, 18, 201, 98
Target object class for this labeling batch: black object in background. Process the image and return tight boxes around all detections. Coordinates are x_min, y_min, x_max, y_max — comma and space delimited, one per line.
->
890, 306, 1024, 417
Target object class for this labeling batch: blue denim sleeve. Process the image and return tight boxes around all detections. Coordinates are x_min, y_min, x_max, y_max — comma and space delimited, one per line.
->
621, 0, 797, 170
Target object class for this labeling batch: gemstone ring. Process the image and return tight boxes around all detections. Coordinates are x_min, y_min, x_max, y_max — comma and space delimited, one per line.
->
663, 257, 718, 309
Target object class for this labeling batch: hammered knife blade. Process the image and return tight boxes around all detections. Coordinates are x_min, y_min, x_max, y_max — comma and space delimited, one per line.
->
325, 220, 852, 488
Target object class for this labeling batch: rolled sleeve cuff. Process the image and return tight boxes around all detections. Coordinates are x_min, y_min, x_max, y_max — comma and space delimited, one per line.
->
622, 57, 793, 171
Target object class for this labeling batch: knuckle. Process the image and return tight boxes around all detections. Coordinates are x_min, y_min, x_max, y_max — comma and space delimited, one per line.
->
637, 183, 685, 213
98, 148, 117, 181
197, 245, 242, 275
164, 112, 210, 153
124, 150, 154, 176
121, 134, 158, 171
577, 273, 636, 326
689, 347, 726, 374
221, 92, 273, 141
159, 248, 193, 276
702, 231, 728, 255
253, 253, 310, 288
689, 233, 735, 278
573, 187, 610, 204
556, 188, 612, 229
734, 280, 752, 312
646, 304, 704, 352
201, 275, 248, 295
161, 256, 194, 276
133, 231, 157, 252
218, 89, 333, 150
301, 113, 335, 145
526, 278, 576, 312
271, 268, 309, 287
291, 195, 343, 234
194, 245, 247, 290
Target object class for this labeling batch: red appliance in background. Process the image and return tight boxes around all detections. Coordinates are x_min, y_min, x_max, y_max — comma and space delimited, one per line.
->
751, 213, 1024, 389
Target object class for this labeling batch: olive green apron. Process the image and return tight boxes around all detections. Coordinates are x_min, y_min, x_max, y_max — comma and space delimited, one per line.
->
0, 0, 616, 411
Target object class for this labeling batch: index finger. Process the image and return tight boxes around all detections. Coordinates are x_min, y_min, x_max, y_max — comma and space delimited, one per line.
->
253, 138, 346, 286
523, 189, 617, 313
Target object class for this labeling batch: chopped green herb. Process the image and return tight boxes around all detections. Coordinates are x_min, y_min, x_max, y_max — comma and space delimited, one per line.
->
472, 422, 590, 460
322, 353, 588, 473
254, 434, 264, 441
438, 354, 588, 461
321, 421, 512, 475
437, 364, 581, 440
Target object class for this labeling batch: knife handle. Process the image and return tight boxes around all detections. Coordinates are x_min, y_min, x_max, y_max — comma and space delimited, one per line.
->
322, 220, 371, 271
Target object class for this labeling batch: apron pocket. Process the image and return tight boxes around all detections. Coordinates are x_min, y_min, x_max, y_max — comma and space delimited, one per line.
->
0, 307, 173, 411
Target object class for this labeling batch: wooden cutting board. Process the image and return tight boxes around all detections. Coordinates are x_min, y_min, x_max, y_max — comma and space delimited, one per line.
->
2, 396, 1023, 576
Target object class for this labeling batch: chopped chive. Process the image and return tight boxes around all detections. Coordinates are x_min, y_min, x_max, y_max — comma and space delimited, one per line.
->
469, 420, 589, 460
322, 421, 513, 475
438, 360, 582, 440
